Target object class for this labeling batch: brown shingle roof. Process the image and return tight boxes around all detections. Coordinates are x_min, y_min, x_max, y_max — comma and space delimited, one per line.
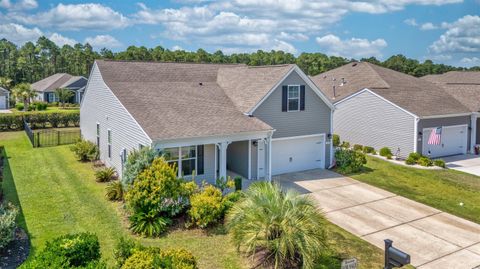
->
96, 60, 273, 141
422, 71, 480, 112
31, 73, 85, 92
217, 64, 295, 113
311, 62, 470, 117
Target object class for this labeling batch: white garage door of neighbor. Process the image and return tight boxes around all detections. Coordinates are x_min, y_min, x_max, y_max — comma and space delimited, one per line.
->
422, 125, 467, 158
0, 96, 6, 109
272, 135, 325, 175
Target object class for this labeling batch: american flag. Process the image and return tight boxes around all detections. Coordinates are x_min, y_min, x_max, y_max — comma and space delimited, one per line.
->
428, 127, 442, 145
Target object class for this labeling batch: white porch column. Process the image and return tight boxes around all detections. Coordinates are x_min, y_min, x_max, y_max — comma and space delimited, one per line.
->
217, 141, 230, 180
248, 139, 252, 180
266, 134, 273, 181
471, 113, 478, 153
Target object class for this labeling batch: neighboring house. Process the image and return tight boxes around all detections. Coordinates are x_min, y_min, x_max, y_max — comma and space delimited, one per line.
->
32, 73, 87, 104
311, 62, 472, 158
80, 60, 334, 181
0, 87, 9, 109
422, 71, 480, 151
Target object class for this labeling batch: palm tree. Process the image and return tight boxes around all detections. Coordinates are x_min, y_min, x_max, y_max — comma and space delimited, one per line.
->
11, 83, 36, 111
226, 182, 327, 269
55, 88, 74, 108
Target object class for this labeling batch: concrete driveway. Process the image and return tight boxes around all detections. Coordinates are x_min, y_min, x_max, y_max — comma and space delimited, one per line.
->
443, 154, 480, 177
274, 169, 480, 269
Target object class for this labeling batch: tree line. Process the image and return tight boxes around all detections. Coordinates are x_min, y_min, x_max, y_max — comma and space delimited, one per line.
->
0, 36, 478, 86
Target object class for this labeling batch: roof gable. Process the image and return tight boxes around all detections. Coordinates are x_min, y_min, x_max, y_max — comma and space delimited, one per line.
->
31, 73, 86, 92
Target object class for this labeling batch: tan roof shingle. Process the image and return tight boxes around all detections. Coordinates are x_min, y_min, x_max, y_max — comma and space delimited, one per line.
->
32, 73, 85, 92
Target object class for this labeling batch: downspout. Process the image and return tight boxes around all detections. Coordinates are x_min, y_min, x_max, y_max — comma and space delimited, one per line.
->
413, 117, 420, 153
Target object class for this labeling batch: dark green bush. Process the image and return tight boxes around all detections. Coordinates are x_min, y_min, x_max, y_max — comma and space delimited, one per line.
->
42, 233, 100, 267
129, 211, 172, 237
188, 185, 224, 228
234, 176, 242, 191
379, 147, 392, 157
15, 103, 24, 111
353, 144, 363, 151
106, 181, 124, 201
223, 191, 245, 213
70, 140, 99, 162
332, 134, 340, 147
418, 156, 433, 167
408, 152, 422, 162
33, 102, 47, 111
0, 203, 18, 250
405, 156, 416, 165
339, 141, 350, 149
0, 111, 80, 131
122, 147, 158, 187
95, 167, 117, 182
121, 247, 198, 269
113, 237, 143, 268
362, 146, 375, 154
335, 148, 367, 173
434, 159, 446, 168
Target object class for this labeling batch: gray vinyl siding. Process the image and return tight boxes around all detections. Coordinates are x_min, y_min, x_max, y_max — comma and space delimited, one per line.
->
227, 141, 249, 178
80, 63, 152, 178
253, 70, 332, 167
251, 143, 257, 179
417, 116, 471, 155
334, 90, 416, 158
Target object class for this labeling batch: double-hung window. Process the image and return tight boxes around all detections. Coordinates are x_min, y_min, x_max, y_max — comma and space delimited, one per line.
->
107, 129, 112, 159
287, 85, 300, 111
163, 146, 202, 177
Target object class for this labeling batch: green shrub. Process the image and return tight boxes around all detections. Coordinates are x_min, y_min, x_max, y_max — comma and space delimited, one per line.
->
339, 141, 350, 149
353, 144, 363, 151
408, 152, 422, 162
335, 148, 367, 174
121, 247, 198, 269
434, 159, 446, 168
379, 147, 392, 157
362, 146, 375, 154
113, 237, 144, 268
405, 156, 416, 165
223, 191, 245, 212
15, 103, 24, 111
158, 248, 198, 269
215, 176, 234, 192
70, 140, 99, 162
418, 156, 433, 167
41, 233, 100, 267
122, 147, 158, 187
33, 102, 47, 111
106, 181, 124, 201
234, 176, 242, 191
0, 203, 18, 250
95, 167, 116, 182
386, 153, 393, 159
121, 249, 157, 269
332, 134, 340, 147
129, 211, 172, 237
0, 110, 80, 131
227, 182, 326, 269
188, 185, 224, 228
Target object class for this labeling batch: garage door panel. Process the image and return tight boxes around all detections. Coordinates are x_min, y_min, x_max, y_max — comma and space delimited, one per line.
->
0, 96, 6, 109
422, 125, 467, 158
272, 135, 325, 175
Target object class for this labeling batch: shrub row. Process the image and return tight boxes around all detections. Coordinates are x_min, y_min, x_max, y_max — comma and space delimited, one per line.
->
335, 148, 367, 174
0, 111, 80, 131
405, 153, 445, 168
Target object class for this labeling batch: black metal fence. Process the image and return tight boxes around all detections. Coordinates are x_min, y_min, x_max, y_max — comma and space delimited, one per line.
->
24, 121, 80, 148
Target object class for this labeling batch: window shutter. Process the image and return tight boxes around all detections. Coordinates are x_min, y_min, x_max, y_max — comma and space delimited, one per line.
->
197, 145, 204, 175
300, 85, 305, 111
282, 85, 288, 112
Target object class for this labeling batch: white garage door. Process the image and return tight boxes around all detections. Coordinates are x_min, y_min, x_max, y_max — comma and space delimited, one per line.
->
272, 134, 325, 175
0, 96, 6, 109
422, 125, 467, 158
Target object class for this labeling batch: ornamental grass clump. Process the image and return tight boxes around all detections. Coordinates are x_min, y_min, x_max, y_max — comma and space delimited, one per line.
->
227, 182, 326, 269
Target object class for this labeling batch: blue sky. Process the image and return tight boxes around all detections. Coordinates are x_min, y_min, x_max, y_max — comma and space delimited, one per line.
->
0, 0, 479, 66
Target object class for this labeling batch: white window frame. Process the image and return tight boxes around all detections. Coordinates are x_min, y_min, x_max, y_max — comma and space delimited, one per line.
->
48, 92, 59, 103
287, 85, 300, 112
107, 129, 112, 159
121, 148, 127, 164
96, 123, 100, 147
164, 146, 197, 177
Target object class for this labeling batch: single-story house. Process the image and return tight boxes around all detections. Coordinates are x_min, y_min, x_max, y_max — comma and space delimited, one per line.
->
311, 62, 472, 158
422, 71, 480, 151
32, 73, 87, 104
0, 87, 9, 109
80, 60, 334, 181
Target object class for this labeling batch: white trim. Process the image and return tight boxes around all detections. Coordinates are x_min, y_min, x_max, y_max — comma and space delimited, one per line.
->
248, 139, 251, 180
267, 135, 272, 181
471, 114, 477, 152
272, 133, 325, 141
248, 65, 335, 114
413, 117, 420, 153
287, 84, 300, 112
329, 109, 334, 167
83, 61, 153, 144
335, 88, 418, 118
420, 113, 472, 119
423, 124, 468, 131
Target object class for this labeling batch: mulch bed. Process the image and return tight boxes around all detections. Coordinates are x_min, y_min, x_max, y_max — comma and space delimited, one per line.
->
0, 228, 30, 269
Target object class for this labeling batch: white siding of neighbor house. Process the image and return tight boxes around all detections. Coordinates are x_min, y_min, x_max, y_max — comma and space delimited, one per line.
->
334, 90, 416, 158
80, 63, 152, 177
253, 70, 332, 167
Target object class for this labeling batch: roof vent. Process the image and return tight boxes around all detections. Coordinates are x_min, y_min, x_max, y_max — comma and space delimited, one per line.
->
352, 62, 357, 67
332, 77, 337, 99
340, 78, 346, 86
199, 82, 203, 86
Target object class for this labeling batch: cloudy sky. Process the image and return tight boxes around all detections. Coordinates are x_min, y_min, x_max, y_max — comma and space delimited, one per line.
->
0, 0, 479, 66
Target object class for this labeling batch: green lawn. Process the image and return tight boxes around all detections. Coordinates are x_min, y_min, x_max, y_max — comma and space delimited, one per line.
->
0, 132, 384, 268
346, 156, 480, 224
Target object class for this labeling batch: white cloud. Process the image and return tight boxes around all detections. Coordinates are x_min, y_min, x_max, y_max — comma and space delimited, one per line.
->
420, 22, 438, 30
277, 32, 309, 41
316, 34, 388, 58
461, 57, 480, 64
272, 40, 297, 54
84, 35, 122, 49
404, 18, 418, 26
430, 15, 480, 54
0, 22, 41, 44
49, 33, 77, 47
13, 3, 129, 31
0, 0, 37, 10
172, 45, 184, 51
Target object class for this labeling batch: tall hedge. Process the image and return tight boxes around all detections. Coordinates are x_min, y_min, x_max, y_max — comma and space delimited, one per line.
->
0, 111, 80, 131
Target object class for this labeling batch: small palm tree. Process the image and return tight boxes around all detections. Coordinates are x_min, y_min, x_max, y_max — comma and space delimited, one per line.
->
226, 182, 327, 269
55, 88, 75, 108
11, 83, 36, 111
